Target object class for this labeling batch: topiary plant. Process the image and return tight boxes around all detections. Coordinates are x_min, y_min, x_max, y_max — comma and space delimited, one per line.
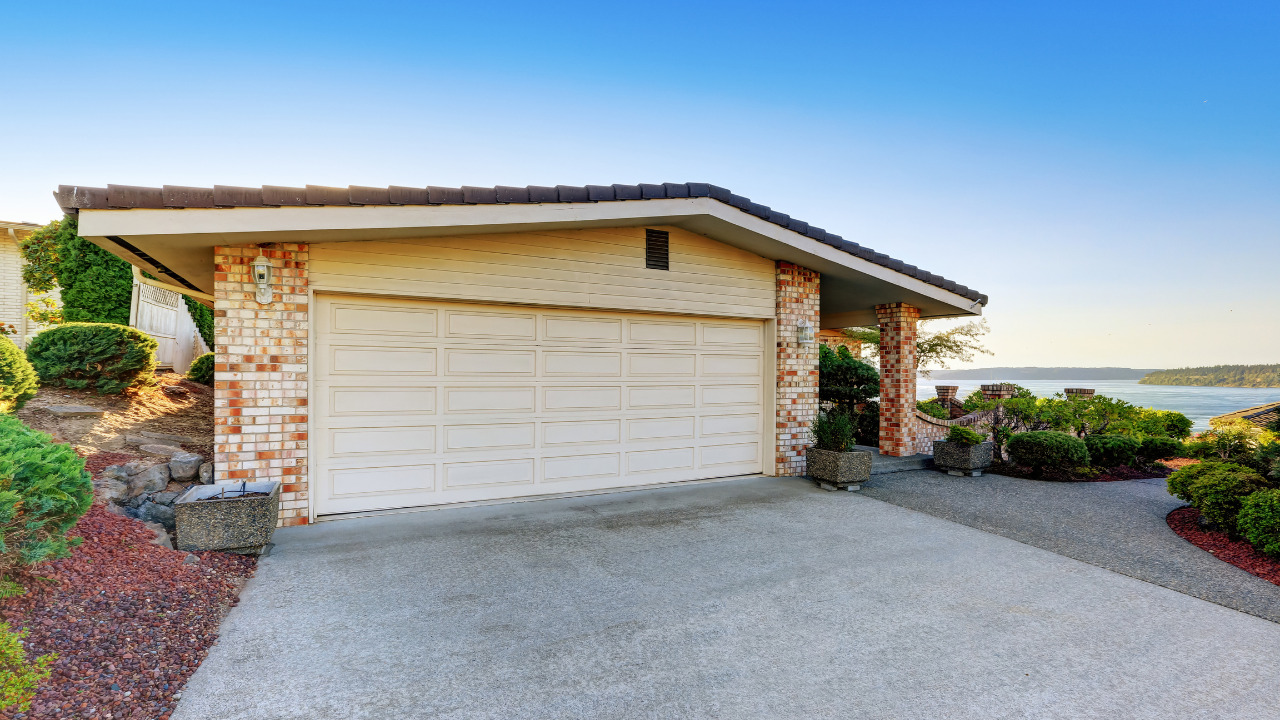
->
946, 425, 985, 446
26, 322, 157, 394
811, 409, 856, 452
0, 415, 93, 578
1238, 489, 1280, 557
0, 621, 55, 713
187, 351, 214, 386
0, 338, 38, 414
1007, 431, 1090, 474
1083, 434, 1141, 468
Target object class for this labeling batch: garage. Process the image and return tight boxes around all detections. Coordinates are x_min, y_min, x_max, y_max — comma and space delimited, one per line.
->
313, 294, 769, 515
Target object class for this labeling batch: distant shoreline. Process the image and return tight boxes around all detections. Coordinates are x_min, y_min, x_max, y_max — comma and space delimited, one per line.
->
929, 367, 1159, 381
1138, 364, 1280, 388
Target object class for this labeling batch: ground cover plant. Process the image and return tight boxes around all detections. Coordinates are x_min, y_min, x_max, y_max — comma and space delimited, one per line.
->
0, 622, 54, 713
26, 323, 158, 395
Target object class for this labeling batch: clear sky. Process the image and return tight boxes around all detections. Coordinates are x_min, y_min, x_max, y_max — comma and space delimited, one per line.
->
2, 1, 1276, 370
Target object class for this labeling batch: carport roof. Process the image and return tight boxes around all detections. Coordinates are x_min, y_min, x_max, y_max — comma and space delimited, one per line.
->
55, 182, 988, 310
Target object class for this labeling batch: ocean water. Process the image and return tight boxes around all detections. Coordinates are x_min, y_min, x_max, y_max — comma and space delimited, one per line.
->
916, 379, 1280, 432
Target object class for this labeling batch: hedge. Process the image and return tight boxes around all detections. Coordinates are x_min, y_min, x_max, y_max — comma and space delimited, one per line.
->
1007, 431, 1090, 471
1084, 434, 1140, 468
1138, 436, 1182, 462
26, 323, 157, 394
0, 415, 93, 577
0, 338, 38, 414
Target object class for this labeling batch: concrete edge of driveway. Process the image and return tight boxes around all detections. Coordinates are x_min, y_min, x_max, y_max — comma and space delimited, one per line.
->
859, 470, 1280, 624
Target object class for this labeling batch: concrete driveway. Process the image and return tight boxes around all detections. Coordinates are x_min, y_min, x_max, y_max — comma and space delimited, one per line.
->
175, 476, 1280, 720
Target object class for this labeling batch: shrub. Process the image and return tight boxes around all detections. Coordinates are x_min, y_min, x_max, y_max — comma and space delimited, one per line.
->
1238, 489, 1280, 557
1182, 437, 1217, 460
0, 415, 93, 578
1129, 408, 1193, 440
1083, 434, 1140, 468
0, 338, 38, 414
853, 400, 879, 448
0, 621, 55, 713
917, 400, 949, 420
187, 351, 214, 386
812, 410, 856, 452
1007, 431, 1090, 472
1138, 436, 1182, 463
26, 322, 157, 394
818, 344, 879, 410
183, 296, 214, 349
1168, 461, 1272, 533
946, 425, 985, 446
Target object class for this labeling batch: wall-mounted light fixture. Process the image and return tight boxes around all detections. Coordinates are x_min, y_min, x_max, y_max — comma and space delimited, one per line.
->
251, 253, 273, 304
796, 318, 815, 345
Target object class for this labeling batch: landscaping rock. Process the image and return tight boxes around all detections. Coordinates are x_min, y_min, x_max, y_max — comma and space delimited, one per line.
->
47, 405, 105, 417
102, 478, 131, 504
140, 443, 184, 457
140, 430, 203, 445
139, 501, 176, 531
152, 490, 182, 506
169, 451, 203, 481
198, 462, 214, 484
139, 519, 174, 548
131, 463, 171, 495
163, 385, 189, 397
100, 465, 131, 482
122, 460, 145, 475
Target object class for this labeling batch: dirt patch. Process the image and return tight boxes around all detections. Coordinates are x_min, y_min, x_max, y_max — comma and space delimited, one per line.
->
1160, 457, 1202, 471
16, 372, 213, 461
0, 504, 255, 720
1167, 506, 1280, 586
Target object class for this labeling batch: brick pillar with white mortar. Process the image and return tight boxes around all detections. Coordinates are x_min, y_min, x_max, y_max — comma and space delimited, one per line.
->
213, 243, 310, 527
775, 262, 820, 476
875, 302, 920, 457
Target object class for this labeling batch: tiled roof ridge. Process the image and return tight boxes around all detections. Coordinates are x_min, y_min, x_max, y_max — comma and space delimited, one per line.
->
54, 182, 987, 305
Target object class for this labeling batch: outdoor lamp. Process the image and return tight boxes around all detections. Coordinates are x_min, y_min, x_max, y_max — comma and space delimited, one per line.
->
251, 254, 273, 304
796, 318, 815, 345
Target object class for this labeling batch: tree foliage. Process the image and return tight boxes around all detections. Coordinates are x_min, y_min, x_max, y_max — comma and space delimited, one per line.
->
18, 216, 133, 326
846, 319, 993, 377
1139, 364, 1280, 388
817, 344, 881, 447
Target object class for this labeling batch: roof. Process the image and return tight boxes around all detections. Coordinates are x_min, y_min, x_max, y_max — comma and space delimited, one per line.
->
54, 182, 988, 306
1211, 401, 1280, 428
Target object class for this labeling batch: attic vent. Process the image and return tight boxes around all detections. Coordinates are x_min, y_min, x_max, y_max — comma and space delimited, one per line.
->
645, 229, 669, 270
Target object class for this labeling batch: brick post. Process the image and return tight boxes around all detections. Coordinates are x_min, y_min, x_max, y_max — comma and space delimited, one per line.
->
213, 244, 310, 527
875, 302, 920, 457
775, 262, 820, 476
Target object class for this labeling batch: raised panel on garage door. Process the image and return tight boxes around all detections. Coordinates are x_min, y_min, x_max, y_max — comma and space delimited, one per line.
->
313, 294, 766, 515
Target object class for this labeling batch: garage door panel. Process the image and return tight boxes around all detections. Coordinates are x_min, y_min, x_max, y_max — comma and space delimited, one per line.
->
315, 295, 766, 516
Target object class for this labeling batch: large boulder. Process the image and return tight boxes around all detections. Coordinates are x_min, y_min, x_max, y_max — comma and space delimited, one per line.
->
152, 490, 182, 506
131, 463, 171, 495
102, 478, 131, 505
138, 501, 176, 531
169, 452, 203, 481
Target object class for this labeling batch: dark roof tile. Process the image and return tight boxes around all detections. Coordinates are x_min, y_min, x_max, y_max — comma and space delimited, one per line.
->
52, 180, 986, 304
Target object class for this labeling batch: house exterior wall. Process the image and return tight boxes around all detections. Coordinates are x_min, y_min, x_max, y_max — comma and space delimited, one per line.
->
308, 225, 777, 320
774, 262, 820, 476
213, 244, 311, 526
0, 236, 24, 342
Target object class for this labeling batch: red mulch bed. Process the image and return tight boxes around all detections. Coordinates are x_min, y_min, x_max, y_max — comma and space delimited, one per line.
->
1, 505, 255, 720
990, 461, 1173, 483
1167, 507, 1280, 586
80, 452, 139, 476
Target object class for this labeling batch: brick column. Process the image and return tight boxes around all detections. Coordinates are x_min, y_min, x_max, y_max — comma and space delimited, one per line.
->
775, 262, 820, 476
213, 243, 310, 527
875, 302, 920, 457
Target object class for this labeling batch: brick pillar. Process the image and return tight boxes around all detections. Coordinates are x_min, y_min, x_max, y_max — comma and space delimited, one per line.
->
775, 262, 820, 476
875, 302, 920, 457
213, 244, 310, 527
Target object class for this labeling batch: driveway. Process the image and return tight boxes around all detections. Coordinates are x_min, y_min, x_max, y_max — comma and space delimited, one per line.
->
175, 476, 1280, 720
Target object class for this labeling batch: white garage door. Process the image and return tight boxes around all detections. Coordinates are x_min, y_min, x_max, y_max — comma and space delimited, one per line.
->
314, 294, 768, 515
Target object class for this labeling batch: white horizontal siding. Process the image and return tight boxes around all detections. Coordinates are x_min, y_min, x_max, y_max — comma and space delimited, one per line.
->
309, 226, 777, 319
0, 238, 25, 344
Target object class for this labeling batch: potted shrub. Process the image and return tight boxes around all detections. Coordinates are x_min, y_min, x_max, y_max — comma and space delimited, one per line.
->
933, 425, 994, 477
807, 410, 872, 490
174, 480, 281, 554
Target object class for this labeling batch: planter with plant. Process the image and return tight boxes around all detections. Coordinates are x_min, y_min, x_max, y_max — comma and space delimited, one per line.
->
807, 410, 872, 490
932, 425, 994, 477
174, 480, 281, 554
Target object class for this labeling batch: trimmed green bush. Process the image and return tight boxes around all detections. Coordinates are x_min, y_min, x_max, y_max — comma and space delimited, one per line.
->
1168, 461, 1272, 533
1138, 436, 1182, 462
1084, 434, 1140, 468
0, 338, 38, 414
812, 410, 856, 452
946, 425, 985, 446
187, 351, 214, 386
1238, 489, 1280, 557
0, 621, 55, 713
26, 323, 157, 394
1007, 431, 1090, 472
0, 415, 93, 577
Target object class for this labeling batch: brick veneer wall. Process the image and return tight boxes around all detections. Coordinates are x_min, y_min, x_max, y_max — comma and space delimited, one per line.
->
213, 244, 310, 526
913, 408, 995, 455
775, 262, 820, 476
875, 302, 920, 457
816, 329, 861, 357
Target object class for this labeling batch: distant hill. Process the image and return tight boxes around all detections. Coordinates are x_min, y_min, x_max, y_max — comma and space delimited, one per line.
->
930, 367, 1160, 381
1139, 364, 1280, 388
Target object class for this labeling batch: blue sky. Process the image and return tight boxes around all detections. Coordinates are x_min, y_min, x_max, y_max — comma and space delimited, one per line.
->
2, 1, 1276, 369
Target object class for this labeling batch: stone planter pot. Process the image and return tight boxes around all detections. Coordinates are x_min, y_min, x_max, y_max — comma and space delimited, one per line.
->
932, 441, 994, 477
174, 481, 280, 555
807, 447, 872, 489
